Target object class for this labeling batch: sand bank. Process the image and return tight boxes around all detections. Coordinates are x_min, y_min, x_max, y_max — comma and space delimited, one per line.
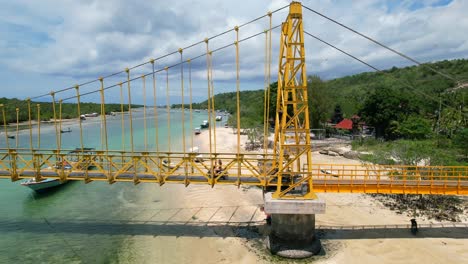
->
118, 127, 467, 263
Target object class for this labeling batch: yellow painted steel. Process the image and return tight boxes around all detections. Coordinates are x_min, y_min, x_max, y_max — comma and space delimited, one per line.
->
119, 82, 126, 151
272, 2, 314, 199
0, 149, 467, 195
15, 108, 19, 148
0, 2, 467, 199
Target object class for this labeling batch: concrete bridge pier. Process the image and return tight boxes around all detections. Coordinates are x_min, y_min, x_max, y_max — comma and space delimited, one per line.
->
264, 192, 326, 259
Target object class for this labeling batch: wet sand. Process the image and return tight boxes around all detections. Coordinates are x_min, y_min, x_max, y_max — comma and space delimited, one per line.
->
119, 127, 468, 263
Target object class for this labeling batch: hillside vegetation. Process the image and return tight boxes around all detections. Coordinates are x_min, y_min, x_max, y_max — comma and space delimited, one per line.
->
0, 97, 139, 124
180, 58, 467, 164
186, 59, 467, 135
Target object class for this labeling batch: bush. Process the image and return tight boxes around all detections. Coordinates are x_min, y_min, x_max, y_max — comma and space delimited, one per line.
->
396, 115, 433, 140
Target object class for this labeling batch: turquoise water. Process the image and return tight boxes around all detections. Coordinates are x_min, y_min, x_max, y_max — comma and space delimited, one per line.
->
0, 110, 218, 263
1, 109, 210, 152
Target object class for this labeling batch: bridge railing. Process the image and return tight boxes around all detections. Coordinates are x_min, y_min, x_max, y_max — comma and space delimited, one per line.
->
1, 149, 467, 195
309, 164, 468, 195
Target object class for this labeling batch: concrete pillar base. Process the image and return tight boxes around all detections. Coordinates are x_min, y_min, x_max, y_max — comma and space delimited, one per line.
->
263, 192, 326, 258
265, 234, 322, 258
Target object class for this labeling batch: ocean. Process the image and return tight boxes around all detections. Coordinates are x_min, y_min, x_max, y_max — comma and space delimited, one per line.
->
0, 109, 215, 263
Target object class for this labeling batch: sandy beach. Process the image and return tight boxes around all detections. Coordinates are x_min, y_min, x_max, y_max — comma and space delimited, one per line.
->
111, 127, 467, 263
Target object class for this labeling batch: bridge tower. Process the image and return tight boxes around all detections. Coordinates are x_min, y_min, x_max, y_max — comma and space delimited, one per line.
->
273, 1, 313, 199
266, 2, 324, 258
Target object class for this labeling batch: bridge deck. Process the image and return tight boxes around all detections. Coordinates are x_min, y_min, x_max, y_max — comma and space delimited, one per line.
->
1, 169, 467, 195
1, 150, 467, 195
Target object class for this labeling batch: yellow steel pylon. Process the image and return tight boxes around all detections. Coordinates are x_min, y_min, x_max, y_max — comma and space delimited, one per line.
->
272, 2, 315, 199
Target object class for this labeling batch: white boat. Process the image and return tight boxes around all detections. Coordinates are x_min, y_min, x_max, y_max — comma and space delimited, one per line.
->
201, 120, 209, 128
215, 115, 222, 121
21, 147, 96, 192
162, 159, 176, 169
194, 127, 201, 135
188, 147, 204, 162
84, 112, 99, 117
21, 178, 67, 192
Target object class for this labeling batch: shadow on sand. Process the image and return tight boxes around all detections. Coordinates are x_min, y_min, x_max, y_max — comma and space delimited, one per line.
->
0, 218, 466, 240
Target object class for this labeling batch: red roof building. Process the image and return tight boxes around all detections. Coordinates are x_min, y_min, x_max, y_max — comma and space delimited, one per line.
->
334, 118, 353, 130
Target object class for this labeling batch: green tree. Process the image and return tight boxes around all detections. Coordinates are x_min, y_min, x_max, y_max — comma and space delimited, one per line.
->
453, 128, 468, 158
396, 115, 433, 139
330, 104, 343, 124
359, 86, 415, 139
307, 76, 332, 128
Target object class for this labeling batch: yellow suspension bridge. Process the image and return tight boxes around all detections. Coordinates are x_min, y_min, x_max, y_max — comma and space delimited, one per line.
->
0, 2, 467, 199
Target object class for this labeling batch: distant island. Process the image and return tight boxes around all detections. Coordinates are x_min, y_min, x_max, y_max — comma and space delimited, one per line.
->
0, 97, 142, 124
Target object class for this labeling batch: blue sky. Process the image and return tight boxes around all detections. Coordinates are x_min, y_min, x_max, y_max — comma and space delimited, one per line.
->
0, 0, 466, 105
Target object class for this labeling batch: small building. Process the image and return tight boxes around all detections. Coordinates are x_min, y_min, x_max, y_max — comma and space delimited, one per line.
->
334, 119, 353, 130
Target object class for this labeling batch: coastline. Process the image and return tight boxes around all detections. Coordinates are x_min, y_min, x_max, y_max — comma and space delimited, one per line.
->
117, 126, 265, 263
120, 127, 468, 263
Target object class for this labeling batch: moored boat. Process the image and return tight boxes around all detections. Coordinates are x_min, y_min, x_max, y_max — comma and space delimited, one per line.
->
21, 178, 67, 192
21, 147, 96, 192
60, 128, 72, 133
162, 159, 176, 169
200, 120, 209, 128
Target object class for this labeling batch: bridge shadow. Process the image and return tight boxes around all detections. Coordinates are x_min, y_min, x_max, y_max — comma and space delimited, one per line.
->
317, 224, 468, 240
0, 219, 265, 239
1, 218, 466, 239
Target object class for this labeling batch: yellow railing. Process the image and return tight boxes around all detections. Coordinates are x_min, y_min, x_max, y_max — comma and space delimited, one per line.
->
1, 149, 467, 195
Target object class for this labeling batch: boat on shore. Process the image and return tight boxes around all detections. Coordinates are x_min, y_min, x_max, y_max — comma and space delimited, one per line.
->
200, 120, 209, 128
162, 159, 176, 169
194, 127, 201, 135
189, 146, 204, 162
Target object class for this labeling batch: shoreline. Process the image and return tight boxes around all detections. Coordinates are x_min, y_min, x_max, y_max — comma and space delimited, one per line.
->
121, 127, 468, 263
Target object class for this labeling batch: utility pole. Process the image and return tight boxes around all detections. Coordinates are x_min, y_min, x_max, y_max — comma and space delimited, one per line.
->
437, 94, 441, 146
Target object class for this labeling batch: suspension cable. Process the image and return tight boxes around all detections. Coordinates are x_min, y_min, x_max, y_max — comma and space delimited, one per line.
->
165, 67, 171, 153
209, 52, 217, 154
263, 30, 268, 179
58, 100, 63, 151
28, 6, 289, 101
205, 39, 213, 180
1, 105, 13, 172
99, 78, 109, 154
36, 104, 41, 149
303, 31, 456, 109
1, 105, 10, 150
302, 4, 458, 83
27, 99, 33, 151
142, 75, 148, 151
119, 83, 125, 151
60, 25, 282, 102
125, 69, 135, 154
235, 26, 241, 184
75, 86, 84, 151
51, 92, 59, 150
179, 49, 186, 156
266, 12, 273, 187
188, 59, 194, 152
151, 60, 159, 154
179, 48, 188, 179
15, 108, 19, 148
